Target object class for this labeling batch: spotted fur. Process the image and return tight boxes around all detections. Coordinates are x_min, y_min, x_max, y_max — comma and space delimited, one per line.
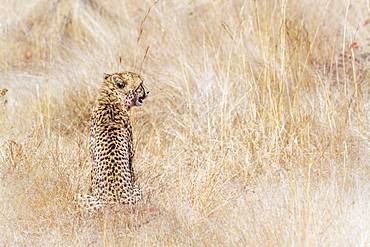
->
77, 72, 148, 212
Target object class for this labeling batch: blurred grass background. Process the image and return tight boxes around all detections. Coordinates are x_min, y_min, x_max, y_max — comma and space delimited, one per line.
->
0, 0, 369, 246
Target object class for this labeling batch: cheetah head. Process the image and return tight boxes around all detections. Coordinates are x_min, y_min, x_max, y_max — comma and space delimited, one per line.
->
104, 72, 148, 110
0, 88, 8, 97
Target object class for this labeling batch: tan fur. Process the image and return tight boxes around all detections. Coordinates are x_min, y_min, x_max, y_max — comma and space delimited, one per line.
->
77, 72, 148, 212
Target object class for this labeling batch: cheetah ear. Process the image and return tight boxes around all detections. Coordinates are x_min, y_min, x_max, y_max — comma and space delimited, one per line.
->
104, 73, 111, 80
111, 75, 125, 88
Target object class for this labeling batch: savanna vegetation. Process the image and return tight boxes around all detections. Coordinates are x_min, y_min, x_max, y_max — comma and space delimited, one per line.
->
0, 0, 369, 246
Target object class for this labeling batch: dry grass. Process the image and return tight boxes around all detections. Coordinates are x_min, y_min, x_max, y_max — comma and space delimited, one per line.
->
0, 0, 369, 246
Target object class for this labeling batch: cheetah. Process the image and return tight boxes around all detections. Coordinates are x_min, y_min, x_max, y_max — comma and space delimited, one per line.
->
0, 88, 8, 120
77, 72, 148, 212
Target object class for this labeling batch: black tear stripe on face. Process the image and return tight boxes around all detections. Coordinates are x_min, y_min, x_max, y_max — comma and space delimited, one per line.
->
137, 84, 149, 101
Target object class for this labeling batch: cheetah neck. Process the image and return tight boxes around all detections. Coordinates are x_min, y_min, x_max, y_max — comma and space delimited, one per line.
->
95, 87, 130, 124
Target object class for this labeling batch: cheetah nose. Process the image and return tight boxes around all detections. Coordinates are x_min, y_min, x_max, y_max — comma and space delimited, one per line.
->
144, 85, 149, 96
140, 84, 149, 98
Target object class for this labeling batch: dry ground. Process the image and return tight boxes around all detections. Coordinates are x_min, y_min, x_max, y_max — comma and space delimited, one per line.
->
0, 0, 369, 246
